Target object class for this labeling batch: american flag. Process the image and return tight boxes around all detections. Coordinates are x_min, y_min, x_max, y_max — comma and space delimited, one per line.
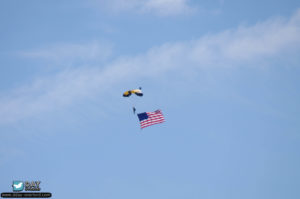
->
137, 109, 165, 129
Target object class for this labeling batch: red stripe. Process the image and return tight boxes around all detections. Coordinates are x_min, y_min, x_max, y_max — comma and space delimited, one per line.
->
141, 121, 164, 127
141, 121, 164, 128
141, 117, 165, 123
141, 122, 164, 128
141, 118, 165, 124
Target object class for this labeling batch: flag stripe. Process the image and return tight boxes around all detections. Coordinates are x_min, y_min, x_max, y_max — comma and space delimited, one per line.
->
141, 120, 164, 127
141, 121, 164, 127
141, 117, 164, 122
141, 118, 164, 124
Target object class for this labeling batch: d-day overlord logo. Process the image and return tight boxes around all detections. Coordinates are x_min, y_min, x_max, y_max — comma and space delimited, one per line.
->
1, 180, 52, 198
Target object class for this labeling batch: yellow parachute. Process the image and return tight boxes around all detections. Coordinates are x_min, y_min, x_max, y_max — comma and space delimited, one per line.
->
123, 87, 143, 97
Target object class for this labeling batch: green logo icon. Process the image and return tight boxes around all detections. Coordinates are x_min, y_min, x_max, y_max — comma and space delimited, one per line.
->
12, 181, 24, 192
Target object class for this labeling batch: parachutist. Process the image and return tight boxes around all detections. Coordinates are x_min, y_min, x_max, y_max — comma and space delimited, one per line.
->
133, 107, 136, 114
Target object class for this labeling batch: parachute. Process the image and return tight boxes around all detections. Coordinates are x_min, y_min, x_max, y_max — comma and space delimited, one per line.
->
123, 87, 143, 97
123, 87, 143, 114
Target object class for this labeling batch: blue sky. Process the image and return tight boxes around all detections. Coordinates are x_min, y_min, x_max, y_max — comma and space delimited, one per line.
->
1, 0, 300, 198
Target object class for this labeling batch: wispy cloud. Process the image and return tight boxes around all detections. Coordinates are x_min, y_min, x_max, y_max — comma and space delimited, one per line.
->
20, 41, 113, 65
1, 10, 300, 124
142, 0, 194, 16
93, 0, 194, 16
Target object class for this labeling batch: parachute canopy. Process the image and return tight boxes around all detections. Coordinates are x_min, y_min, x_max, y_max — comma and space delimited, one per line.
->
123, 87, 143, 97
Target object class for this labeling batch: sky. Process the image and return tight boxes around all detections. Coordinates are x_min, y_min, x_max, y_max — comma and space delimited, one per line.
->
0, 0, 300, 198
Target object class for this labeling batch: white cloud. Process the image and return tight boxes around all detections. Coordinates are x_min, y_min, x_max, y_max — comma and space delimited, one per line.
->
1, 10, 300, 124
142, 0, 193, 16
94, 0, 194, 16
20, 41, 113, 64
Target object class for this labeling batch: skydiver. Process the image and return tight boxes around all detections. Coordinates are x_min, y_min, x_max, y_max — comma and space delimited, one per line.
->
133, 107, 136, 114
